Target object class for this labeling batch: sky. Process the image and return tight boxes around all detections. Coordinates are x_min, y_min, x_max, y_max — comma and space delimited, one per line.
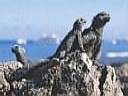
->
0, 0, 127, 40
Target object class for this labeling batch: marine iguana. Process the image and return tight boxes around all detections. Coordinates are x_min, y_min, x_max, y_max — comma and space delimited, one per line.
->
50, 18, 86, 59
82, 11, 110, 61
11, 44, 29, 66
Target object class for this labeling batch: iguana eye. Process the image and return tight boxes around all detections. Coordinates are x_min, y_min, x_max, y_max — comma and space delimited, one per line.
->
15, 46, 18, 49
101, 14, 104, 16
80, 18, 83, 21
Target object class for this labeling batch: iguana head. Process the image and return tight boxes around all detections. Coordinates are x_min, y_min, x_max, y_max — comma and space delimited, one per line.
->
73, 18, 86, 30
11, 44, 26, 55
92, 11, 110, 28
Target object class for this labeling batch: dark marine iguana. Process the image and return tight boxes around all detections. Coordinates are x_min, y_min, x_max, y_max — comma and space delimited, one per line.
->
82, 11, 110, 61
11, 44, 29, 66
50, 18, 86, 59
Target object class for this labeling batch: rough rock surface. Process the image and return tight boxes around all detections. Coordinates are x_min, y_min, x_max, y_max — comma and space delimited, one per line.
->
0, 61, 23, 96
0, 52, 123, 96
112, 63, 128, 96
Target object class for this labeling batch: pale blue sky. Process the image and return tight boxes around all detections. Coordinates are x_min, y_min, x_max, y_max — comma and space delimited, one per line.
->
0, 0, 127, 40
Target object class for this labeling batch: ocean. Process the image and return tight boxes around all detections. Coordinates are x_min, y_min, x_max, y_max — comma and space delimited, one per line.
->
0, 39, 128, 64
0, 40, 57, 62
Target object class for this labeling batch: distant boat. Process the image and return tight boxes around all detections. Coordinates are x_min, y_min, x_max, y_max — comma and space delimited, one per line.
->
112, 40, 117, 45
106, 52, 128, 58
39, 34, 60, 44
16, 38, 27, 45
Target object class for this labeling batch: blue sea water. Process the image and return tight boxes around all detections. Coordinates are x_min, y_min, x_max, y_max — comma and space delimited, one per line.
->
100, 40, 128, 64
0, 40, 128, 64
0, 40, 57, 62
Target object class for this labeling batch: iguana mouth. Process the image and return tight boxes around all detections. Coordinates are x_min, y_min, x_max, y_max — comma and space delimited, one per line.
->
102, 14, 110, 22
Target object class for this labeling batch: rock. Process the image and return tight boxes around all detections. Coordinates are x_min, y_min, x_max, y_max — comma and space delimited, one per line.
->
0, 61, 23, 96
0, 70, 10, 96
0, 52, 123, 96
112, 63, 128, 96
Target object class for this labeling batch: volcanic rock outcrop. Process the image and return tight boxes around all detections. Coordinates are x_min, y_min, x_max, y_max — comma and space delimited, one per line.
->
0, 51, 124, 96
112, 63, 128, 96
